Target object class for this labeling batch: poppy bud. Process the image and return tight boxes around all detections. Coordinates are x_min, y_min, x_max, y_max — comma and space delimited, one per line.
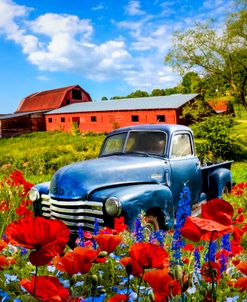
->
98, 251, 108, 258
126, 262, 133, 275
91, 274, 98, 286
174, 265, 183, 281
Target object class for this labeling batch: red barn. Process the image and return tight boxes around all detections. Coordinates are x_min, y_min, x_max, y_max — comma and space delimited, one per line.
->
16, 85, 91, 113
0, 85, 92, 138
45, 94, 199, 133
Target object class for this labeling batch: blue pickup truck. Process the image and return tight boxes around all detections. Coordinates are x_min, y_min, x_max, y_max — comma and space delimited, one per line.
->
29, 124, 232, 234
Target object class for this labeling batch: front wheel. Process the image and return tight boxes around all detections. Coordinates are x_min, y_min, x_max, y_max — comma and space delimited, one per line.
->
144, 215, 160, 232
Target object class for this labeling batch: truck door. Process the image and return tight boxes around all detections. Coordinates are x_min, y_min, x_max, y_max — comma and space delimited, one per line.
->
169, 131, 202, 207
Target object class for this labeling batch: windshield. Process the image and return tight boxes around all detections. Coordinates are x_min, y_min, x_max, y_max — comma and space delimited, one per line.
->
101, 131, 167, 156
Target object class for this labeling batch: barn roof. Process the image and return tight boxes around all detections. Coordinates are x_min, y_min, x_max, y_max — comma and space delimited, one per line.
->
46, 93, 199, 115
0, 111, 47, 120
16, 85, 91, 113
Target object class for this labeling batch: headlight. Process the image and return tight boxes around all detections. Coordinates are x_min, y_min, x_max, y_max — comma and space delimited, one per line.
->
29, 187, 40, 201
105, 197, 122, 216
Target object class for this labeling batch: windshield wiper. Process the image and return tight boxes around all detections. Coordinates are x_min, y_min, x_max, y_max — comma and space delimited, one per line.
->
125, 151, 151, 157
101, 151, 125, 157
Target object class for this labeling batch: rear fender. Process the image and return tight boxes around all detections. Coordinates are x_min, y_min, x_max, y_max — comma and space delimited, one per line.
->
209, 168, 232, 199
91, 184, 173, 231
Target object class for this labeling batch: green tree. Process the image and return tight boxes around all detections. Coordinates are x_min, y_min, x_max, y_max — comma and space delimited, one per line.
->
165, 2, 247, 110
180, 98, 215, 124
151, 89, 166, 96
192, 115, 239, 160
181, 72, 202, 94
101, 96, 108, 101
126, 90, 149, 98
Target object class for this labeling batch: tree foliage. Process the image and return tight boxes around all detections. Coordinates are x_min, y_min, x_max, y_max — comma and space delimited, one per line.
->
180, 98, 215, 124
165, 2, 247, 109
192, 115, 239, 160
126, 90, 149, 98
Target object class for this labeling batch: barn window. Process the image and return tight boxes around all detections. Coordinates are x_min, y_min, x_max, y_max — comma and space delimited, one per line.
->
48, 118, 52, 123
66, 99, 70, 105
72, 89, 82, 100
91, 116, 97, 122
157, 115, 165, 122
61, 117, 65, 123
131, 115, 139, 122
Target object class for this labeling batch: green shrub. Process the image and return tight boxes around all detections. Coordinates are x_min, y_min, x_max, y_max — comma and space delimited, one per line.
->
192, 115, 241, 160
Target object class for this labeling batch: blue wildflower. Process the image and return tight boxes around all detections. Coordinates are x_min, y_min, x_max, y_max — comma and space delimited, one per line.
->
77, 225, 85, 247
94, 219, 100, 236
149, 230, 166, 246
219, 233, 231, 273
172, 185, 191, 263
134, 217, 144, 242
0, 289, 10, 301
4, 273, 18, 284
204, 240, 217, 262
194, 247, 201, 271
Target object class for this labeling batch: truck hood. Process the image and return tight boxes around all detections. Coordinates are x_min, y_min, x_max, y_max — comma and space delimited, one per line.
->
50, 155, 166, 199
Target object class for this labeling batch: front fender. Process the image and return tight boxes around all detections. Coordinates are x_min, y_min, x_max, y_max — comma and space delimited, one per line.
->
91, 184, 173, 231
32, 182, 50, 216
209, 168, 232, 199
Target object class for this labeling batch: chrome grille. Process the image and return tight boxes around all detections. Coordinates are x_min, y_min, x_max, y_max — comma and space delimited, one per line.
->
41, 194, 104, 233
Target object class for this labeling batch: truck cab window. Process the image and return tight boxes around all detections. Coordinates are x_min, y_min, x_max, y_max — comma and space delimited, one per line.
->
171, 133, 193, 158
125, 131, 166, 156
101, 133, 127, 155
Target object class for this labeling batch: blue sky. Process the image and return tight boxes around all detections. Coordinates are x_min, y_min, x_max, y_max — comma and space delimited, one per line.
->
0, 0, 235, 113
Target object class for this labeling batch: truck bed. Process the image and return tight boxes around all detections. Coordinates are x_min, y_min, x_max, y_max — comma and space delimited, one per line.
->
201, 160, 233, 197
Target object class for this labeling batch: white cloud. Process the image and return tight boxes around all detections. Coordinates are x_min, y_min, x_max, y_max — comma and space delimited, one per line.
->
28, 13, 93, 39
92, 3, 105, 11
36, 75, 49, 81
125, 0, 145, 16
0, 0, 38, 51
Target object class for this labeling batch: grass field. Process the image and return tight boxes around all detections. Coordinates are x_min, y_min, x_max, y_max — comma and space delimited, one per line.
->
0, 111, 246, 184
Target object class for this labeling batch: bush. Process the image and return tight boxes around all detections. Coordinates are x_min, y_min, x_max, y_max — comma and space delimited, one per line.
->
192, 115, 240, 161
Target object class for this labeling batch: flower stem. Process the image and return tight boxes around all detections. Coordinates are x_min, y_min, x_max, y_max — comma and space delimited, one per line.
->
34, 266, 38, 298
136, 268, 145, 302
208, 231, 216, 302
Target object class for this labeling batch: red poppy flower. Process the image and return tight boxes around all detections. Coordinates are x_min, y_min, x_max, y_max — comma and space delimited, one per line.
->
180, 216, 233, 242
201, 198, 233, 226
0, 240, 7, 252
5, 217, 70, 266
129, 242, 169, 269
235, 214, 245, 224
234, 277, 247, 292
0, 255, 13, 270
99, 227, 117, 235
94, 234, 122, 254
182, 243, 195, 252
120, 257, 143, 277
55, 247, 99, 275
200, 262, 221, 283
108, 294, 128, 302
236, 262, 247, 275
232, 259, 241, 266
16, 204, 33, 218
20, 276, 69, 301
144, 269, 181, 301
114, 217, 127, 233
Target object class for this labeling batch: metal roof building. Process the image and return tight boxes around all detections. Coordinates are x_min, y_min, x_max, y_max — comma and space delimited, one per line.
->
46, 94, 198, 114
45, 93, 199, 133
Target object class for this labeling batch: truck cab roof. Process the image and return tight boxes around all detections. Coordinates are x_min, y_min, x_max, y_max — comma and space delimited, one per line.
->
107, 124, 193, 137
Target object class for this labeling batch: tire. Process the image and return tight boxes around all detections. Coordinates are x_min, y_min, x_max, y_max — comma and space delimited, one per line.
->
144, 215, 160, 232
